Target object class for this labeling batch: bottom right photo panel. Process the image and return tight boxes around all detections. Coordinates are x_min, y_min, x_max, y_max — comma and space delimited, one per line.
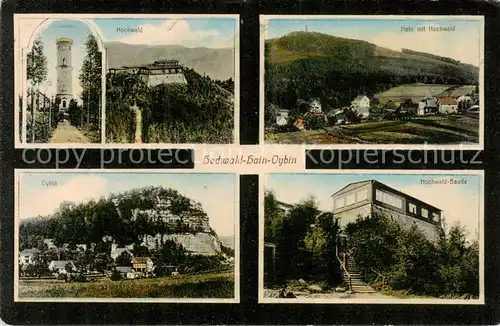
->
259, 170, 484, 304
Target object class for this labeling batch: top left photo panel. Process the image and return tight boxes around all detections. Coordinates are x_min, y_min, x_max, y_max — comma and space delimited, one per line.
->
14, 14, 240, 147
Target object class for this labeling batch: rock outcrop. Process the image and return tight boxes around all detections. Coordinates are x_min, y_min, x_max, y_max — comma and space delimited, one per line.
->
113, 186, 224, 256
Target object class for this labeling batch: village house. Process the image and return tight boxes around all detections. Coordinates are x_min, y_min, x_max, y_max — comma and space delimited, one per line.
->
332, 180, 442, 242
438, 98, 458, 114
351, 95, 370, 118
49, 260, 77, 275
277, 200, 294, 215
43, 239, 57, 250
115, 266, 133, 278
276, 109, 290, 126
108, 59, 187, 87
351, 95, 370, 109
132, 257, 155, 275
309, 99, 322, 113
19, 248, 40, 266
334, 113, 346, 125
417, 97, 438, 116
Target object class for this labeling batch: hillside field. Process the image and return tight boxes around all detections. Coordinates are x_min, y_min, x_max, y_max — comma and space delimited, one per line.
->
265, 115, 479, 144
18, 271, 234, 299
375, 84, 451, 105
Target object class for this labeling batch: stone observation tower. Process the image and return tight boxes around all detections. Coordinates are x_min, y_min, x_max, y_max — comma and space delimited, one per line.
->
55, 37, 74, 111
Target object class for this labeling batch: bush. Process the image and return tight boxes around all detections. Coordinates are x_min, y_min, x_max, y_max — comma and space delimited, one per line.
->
309, 116, 326, 130
57, 273, 67, 281
106, 70, 234, 144
346, 214, 480, 298
109, 269, 122, 281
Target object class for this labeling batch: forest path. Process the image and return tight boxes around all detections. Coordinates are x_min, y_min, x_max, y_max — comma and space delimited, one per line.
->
50, 120, 90, 143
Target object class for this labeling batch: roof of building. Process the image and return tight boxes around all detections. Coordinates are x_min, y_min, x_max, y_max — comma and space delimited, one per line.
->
116, 266, 133, 273
112, 59, 182, 71
332, 180, 442, 212
439, 98, 458, 105
277, 200, 294, 209
49, 260, 76, 269
332, 180, 372, 197
353, 95, 368, 101
56, 37, 73, 44
20, 248, 40, 256
293, 119, 305, 127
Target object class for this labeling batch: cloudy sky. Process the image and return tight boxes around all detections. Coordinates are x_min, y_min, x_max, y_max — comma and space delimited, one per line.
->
266, 173, 482, 241
19, 172, 237, 237
264, 17, 482, 67
95, 17, 236, 48
20, 17, 236, 99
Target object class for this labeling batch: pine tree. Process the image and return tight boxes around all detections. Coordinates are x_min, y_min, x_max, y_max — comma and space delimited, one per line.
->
27, 36, 48, 86
79, 33, 102, 126
26, 35, 48, 142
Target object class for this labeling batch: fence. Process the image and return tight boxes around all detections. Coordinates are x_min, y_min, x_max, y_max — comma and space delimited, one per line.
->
22, 89, 59, 143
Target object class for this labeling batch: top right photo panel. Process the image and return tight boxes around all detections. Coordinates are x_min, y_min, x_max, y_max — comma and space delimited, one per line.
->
261, 16, 484, 148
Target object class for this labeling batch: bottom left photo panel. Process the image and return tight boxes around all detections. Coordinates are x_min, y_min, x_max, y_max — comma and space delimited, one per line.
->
14, 169, 239, 303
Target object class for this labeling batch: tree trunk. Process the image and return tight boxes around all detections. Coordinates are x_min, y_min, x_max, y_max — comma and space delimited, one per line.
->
31, 87, 36, 143
130, 100, 142, 144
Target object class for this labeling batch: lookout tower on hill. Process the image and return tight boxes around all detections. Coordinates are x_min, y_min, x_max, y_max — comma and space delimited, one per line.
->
55, 37, 74, 111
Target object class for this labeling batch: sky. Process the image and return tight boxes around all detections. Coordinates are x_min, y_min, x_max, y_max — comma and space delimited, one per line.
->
266, 173, 482, 241
19, 172, 237, 237
29, 19, 92, 102
264, 17, 482, 67
21, 17, 236, 99
94, 17, 236, 48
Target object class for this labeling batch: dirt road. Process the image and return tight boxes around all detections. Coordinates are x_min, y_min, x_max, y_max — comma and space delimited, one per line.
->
50, 120, 90, 143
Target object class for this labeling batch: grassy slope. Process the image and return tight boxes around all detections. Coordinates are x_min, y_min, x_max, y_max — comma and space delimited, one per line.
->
19, 271, 234, 299
265, 116, 479, 144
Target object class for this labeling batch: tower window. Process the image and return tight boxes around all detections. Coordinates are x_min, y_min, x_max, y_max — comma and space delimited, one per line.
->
62, 100, 67, 108
62, 58, 66, 65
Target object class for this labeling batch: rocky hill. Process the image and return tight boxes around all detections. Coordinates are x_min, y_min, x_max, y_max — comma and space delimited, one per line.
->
19, 186, 225, 256
105, 42, 234, 81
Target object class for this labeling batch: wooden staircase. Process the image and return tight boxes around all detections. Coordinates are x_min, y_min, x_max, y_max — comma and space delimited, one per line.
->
344, 256, 377, 294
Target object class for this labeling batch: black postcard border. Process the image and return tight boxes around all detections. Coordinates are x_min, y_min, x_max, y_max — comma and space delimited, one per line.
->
1, 0, 500, 325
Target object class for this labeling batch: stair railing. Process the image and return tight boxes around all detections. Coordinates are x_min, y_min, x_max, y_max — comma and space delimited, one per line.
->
336, 252, 352, 292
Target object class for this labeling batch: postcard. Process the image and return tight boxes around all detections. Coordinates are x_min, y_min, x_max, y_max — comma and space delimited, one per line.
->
260, 15, 484, 149
14, 170, 239, 303
259, 170, 484, 304
14, 14, 239, 147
